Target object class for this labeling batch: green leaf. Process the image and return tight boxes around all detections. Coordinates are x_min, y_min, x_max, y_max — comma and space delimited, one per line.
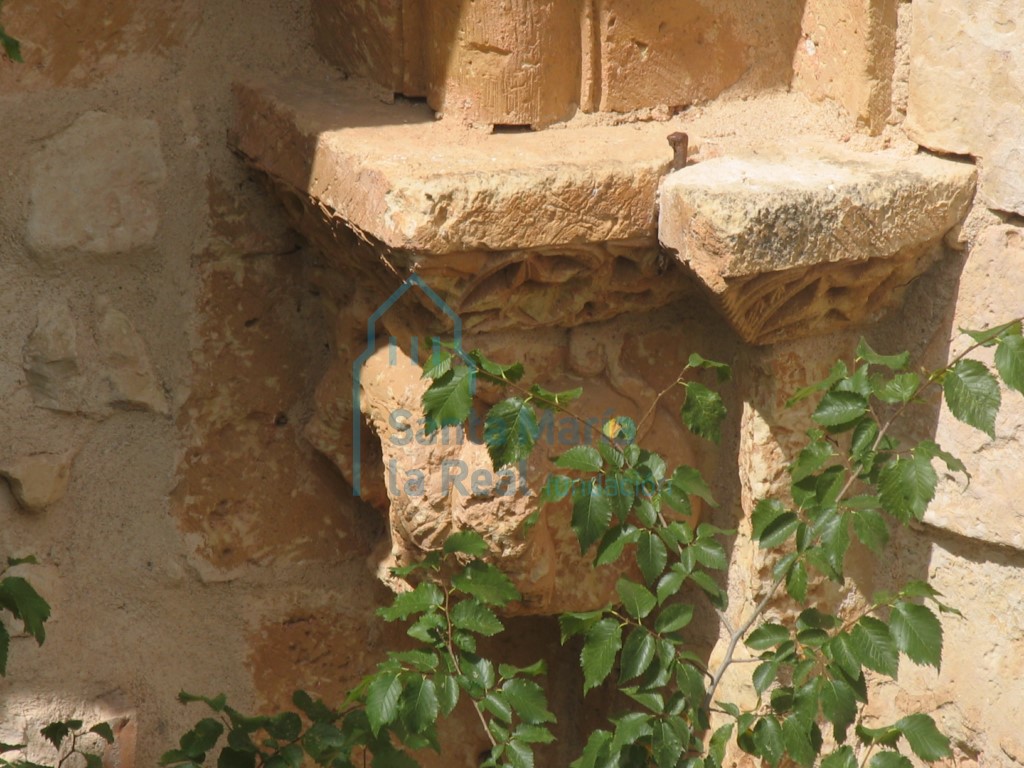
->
781, 717, 816, 768
917, 440, 968, 479
995, 332, 1024, 394
555, 446, 603, 473
667, 466, 717, 508
581, 618, 622, 693
0, 576, 51, 645
266, 712, 301, 741
619, 628, 656, 683
751, 499, 786, 540
681, 382, 727, 443
422, 366, 474, 434
6, 555, 38, 567
753, 717, 784, 767
484, 398, 539, 470
688, 570, 727, 610
654, 602, 694, 634
852, 509, 889, 554
610, 712, 654, 751
400, 677, 438, 733
942, 359, 1000, 437
790, 439, 834, 484
514, 724, 556, 744
475, 354, 525, 383
595, 524, 640, 567
850, 617, 899, 678
41, 721, 80, 750
528, 384, 583, 409
617, 579, 657, 620
89, 722, 116, 744
443, 530, 489, 557
451, 561, 520, 606
758, 512, 799, 549
686, 353, 731, 381
421, 344, 452, 380
813, 391, 868, 428
746, 623, 789, 651
786, 560, 808, 602
179, 717, 225, 759
869, 752, 913, 768
651, 719, 686, 768
571, 731, 611, 768
218, 748, 257, 768
636, 531, 668, 584
502, 678, 555, 724
753, 661, 778, 696
378, 582, 444, 621
366, 673, 403, 735
889, 602, 942, 669
571, 480, 613, 554
656, 569, 686, 605
960, 320, 1022, 347
0, 623, 8, 677
708, 724, 734, 766
878, 450, 937, 523
690, 538, 727, 571
177, 691, 228, 712
820, 678, 857, 738
895, 714, 952, 761
451, 600, 504, 637
434, 673, 459, 716
292, 690, 335, 723
787, 360, 848, 406
856, 339, 910, 370
873, 373, 921, 405
821, 746, 857, 768
0, 27, 21, 63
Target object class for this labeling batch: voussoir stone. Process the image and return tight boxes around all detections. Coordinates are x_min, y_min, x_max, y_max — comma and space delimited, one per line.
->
27, 112, 166, 255
658, 145, 976, 344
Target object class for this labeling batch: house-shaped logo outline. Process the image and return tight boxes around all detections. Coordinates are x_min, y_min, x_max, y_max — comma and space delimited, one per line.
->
350, 274, 473, 497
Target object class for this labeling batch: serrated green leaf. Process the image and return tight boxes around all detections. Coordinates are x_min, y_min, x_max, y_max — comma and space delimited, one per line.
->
851, 617, 899, 678
856, 339, 910, 370
656, 569, 686, 605
378, 582, 444, 621
790, 438, 834, 483
688, 570, 727, 610
40, 721, 77, 750
681, 382, 727, 444
442, 530, 489, 557
528, 384, 583, 409
421, 344, 452, 380
878, 449, 937, 523
218, 748, 256, 768
821, 745, 857, 768
514, 724, 556, 744
753, 661, 778, 696
686, 353, 731, 381
751, 499, 786, 540
813, 391, 869, 428
292, 690, 335, 723
88, 722, 115, 744
995, 332, 1024, 394
786, 560, 808, 602
708, 723, 734, 766
610, 712, 654, 752
746, 623, 789, 651
0, 28, 22, 63
636, 531, 668, 585
581, 618, 622, 693
781, 717, 816, 768
484, 398, 539, 470
960, 320, 1022, 347
555, 446, 603, 473
895, 714, 951, 761
617, 579, 657, 620
603, 416, 637, 444
916, 440, 969, 479
869, 752, 913, 768
752, 717, 784, 767
652, 719, 686, 768
889, 602, 942, 669
654, 602, 694, 634
502, 678, 555, 724
0, 576, 50, 645
451, 600, 504, 637
821, 678, 858, 738
422, 366, 474, 434
451, 561, 519, 606
758, 512, 799, 549
619, 628, 656, 683
690, 538, 727, 571
400, 677, 438, 733
571, 480, 613, 554
873, 373, 921, 404
943, 359, 1000, 437
474, 354, 525, 383
595, 524, 640, 567
366, 673, 403, 735
852, 509, 889, 554
668, 466, 717, 507
787, 361, 849, 406
571, 731, 612, 768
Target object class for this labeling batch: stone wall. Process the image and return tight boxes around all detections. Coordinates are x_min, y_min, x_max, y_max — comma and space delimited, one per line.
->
0, 1, 1023, 767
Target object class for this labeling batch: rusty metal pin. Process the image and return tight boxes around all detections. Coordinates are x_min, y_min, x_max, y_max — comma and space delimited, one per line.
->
667, 131, 688, 171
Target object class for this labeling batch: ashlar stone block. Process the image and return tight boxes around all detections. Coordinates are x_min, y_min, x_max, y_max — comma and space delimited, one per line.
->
905, 0, 1024, 216
658, 146, 976, 345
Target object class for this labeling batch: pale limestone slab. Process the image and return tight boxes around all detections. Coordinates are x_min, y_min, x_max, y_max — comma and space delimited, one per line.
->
905, 0, 1024, 215
27, 112, 166, 255
658, 146, 976, 343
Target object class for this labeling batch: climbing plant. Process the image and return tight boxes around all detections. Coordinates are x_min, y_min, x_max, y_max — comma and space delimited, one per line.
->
4, 320, 1023, 767
0, 0, 21, 62
155, 318, 1024, 768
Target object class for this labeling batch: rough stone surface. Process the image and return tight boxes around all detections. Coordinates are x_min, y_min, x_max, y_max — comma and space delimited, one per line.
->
22, 301, 82, 412
658, 146, 976, 344
792, 0, 897, 134
27, 112, 166, 255
95, 299, 168, 414
0, 453, 74, 513
905, 0, 1024, 215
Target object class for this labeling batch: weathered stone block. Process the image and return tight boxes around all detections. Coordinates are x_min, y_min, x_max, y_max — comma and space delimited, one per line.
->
792, 0, 897, 134
905, 0, 1024, 215
658, 146, 976, 344
95, 299, 168, 414
596, 0, 800, 113
22, 301, 82, 412
311, 0, 408, 94
27, 112, 166, 255
0, 452, 73, 512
